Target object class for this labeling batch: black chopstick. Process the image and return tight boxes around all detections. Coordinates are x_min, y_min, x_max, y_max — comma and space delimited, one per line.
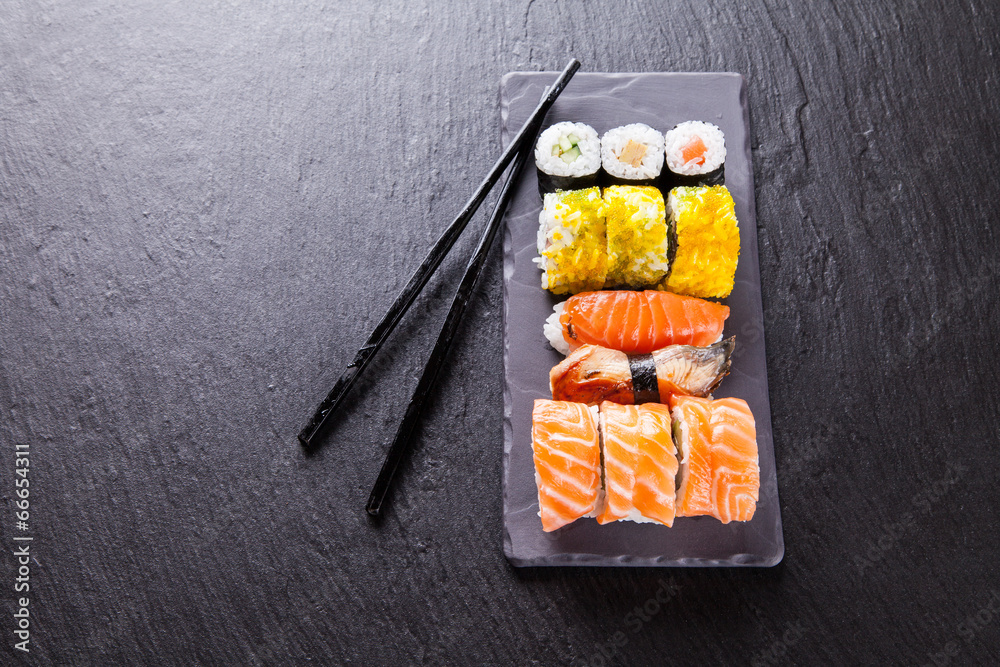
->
298, 59, 580, 449
365, 143, 533, 516
365, 139, 536, 517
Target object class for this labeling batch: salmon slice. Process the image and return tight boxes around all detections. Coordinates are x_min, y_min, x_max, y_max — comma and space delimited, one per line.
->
558, 290, 730, 355
632, 403, 678, 526
549, 338, 734, 405
597, 403, 639, 524
597, 402, 677, 526
671, 395, 759, 523
680, 135, 707, 166
531, 400, 602, 532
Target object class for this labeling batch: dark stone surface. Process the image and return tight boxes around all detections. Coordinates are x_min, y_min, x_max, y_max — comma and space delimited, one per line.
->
1, 0, 998, 664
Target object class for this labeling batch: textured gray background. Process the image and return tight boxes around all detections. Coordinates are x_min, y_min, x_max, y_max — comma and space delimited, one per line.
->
2, 1, 998, 665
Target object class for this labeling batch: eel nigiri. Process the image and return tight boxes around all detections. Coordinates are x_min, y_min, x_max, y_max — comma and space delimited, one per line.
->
671, 395, 759, 524
549, 338, 735, 405
544, 289, 730, 355
531, 399, 603, 532
598, 402, 678, 526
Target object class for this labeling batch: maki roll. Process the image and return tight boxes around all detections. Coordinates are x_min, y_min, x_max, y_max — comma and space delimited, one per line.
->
662, 121, 726, 188
661, 185, 740, 299
600, 124, 664, 186
603, 185, 672, 288
534, 122, 602, 198
534, 187, 608, 295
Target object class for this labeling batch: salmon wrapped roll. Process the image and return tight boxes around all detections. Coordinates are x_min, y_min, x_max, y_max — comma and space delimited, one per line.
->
531, 400, 603, 532
671, 395, 759, 523
597, 402, 678, 527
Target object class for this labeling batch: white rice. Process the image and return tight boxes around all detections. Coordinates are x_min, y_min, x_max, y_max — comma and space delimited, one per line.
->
543, 302, 570, 355
601, 124, 664, 180
533, 195, 559, 291
664, 121, 726, 176
534, 122, 601, 177
533, 194, 575, 292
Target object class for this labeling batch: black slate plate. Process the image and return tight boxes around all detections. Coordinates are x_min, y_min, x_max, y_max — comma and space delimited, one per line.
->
500, 72, 784, 567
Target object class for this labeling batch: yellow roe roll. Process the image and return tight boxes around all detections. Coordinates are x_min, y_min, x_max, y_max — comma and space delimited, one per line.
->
603, 185, 671, 288
535, 187, 608, 295
662, 185, 740, 298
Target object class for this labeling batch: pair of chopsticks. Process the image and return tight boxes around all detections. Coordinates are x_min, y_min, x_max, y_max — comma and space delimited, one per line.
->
299, 59, 581, 517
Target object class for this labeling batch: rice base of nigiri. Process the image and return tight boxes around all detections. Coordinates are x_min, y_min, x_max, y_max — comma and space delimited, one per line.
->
544, 302, 570, 355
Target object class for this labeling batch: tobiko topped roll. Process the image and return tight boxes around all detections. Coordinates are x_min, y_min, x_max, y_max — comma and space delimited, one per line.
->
534, 187, 608, 295
661, 185, 740, 299
603, 185, 673, 289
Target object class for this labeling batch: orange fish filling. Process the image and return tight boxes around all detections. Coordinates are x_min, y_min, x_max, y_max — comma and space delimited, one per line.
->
680, 135, 707, 166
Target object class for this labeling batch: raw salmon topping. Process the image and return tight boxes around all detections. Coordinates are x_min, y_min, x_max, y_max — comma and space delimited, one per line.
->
671, 395, 759, 524
680, 135, 707, 166
598, 402, 678, 526
559, 290, 730, 354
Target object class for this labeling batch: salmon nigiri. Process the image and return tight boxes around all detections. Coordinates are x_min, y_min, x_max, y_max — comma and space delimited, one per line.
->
531, 399, 603, 532
671, 395, 759, 523
549, 338, 734, 405
544, 290, 729, 356
597, 402, 678, 526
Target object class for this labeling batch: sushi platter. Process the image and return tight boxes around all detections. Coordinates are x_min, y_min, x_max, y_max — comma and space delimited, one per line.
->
501, 72, 784, 567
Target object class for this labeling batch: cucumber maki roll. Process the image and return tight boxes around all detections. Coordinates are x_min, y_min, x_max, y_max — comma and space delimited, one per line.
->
600, 124, 665, 187
534, 122, 601, 198
662, 121, 726, 189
